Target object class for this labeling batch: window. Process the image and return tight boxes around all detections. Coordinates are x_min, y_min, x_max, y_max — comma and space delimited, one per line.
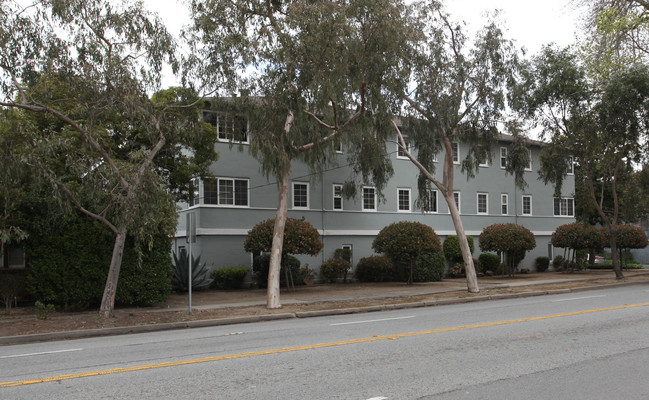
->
398, 188, 411, 212
334, 139, 343, 154
342, 244, 353, 266
333, 184, 343, 210
203, 178, 249, 206
189, 178, 199, 206
292, 182, 309, 209
477, 193, 488, 214
479, 158, 489, 167
453, 192, 461, 213
522, 195, 532, 215
421, 189, 438, 213
362, 186, 377, 211
208, 113, 249, 143
501, 194, 508, 215
525, 149, 532, 171
397, 136, 411, 159
452, 142, 460, 164
554, 198, 575, 216
567, 156, 574, 175
500, 147, 507, 169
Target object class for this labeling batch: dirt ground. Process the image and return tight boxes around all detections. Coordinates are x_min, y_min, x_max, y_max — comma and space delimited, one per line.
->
1, 272, 648, 339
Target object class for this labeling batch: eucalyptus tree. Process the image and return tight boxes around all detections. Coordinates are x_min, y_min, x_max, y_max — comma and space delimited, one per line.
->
392, 2, 525, 293
186, 0, 415, 308
515, 45, 649, 279
0, 0, 217, 317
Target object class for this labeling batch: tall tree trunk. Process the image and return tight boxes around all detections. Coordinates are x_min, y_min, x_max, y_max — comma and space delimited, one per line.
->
446, 192, 479, 293
606, 224, 624, 279
267, 171, 290, 309
99, 225, 128, 317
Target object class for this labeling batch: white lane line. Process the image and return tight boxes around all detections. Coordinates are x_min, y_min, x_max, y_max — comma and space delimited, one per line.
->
551, 295, 606, 303
330, 316, 415, 326
367, 397, 388, 400
0, 348, 83, 359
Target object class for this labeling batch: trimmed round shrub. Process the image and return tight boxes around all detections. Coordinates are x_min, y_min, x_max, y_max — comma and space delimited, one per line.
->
320, 259, 351, 283
479, 253, 502, 274
479, 223, 536, 275
413, 252, 446, 282
535, 256, 550, 272
244, 217, 323, 256
211, 266, 249, 289
552, 223, 605, 250
252, 254, 301, 288
355, 256, 394, 282
443, 235, 475, 262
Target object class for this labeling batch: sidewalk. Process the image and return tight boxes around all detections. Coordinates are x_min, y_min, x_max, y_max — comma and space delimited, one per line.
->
1, 270, 648, 345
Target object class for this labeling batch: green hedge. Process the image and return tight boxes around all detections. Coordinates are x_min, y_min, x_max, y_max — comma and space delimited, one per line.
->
320, 259, 351, 283
479, 253, 502, 275
355, 256, 394, 282
443, 235, 475, 262
535, 256, 550, 272
252, 254, 301, 288
211, 266, 249, 289
27, 217, 172, 311
413, 252, 446, 282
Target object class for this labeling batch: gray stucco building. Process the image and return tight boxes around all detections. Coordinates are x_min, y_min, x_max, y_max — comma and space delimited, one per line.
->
173, 121, 576, 275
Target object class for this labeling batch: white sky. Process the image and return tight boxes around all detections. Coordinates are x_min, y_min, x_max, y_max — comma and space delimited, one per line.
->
146, 0, 586, 86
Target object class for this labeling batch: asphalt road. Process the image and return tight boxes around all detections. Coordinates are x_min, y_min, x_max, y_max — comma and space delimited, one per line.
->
1, 285, 648, 399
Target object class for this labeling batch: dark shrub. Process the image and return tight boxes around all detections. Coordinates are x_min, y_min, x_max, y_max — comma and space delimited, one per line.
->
535, 256, 550, 272
479, 253, 501, 274
443, 235, 475, 262
320, 259, 351, 283
253, 254, 301, 288
552, 255, 565, 271
413, 252, 446, 282
171, 251, 212, 292
355, 256, 394, 282
211, 266, 249, 289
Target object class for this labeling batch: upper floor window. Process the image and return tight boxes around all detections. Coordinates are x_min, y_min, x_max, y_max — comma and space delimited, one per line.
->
567, 156, 574, 175
333, 184, 343, 210
398, 188, 411, 212
204, 112, 249, 143
452, 142, 460, 164
189, 178, 200, 207
500, 147, 508, 169
397, 136, 411, 159
203, 178, 249, 207
453, 191, 461, 213
525, 149, 532, 171
362, 186, 377, 211
334, 138, 343, 154
477, 193, 488, 214
554, 198, 574, 217
522, 195, 533, 215
501, 194, 508, 215
421, 189, 438, 213
292, 182, 309, 209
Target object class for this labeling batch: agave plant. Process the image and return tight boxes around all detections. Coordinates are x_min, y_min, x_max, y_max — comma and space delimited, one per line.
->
171, 251, 212, 292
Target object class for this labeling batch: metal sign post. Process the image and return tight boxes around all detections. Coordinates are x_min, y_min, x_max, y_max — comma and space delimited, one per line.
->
186, 212, 196, 315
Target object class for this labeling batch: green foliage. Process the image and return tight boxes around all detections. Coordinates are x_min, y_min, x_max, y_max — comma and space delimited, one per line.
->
171, 251, 212, 292
34, 301, 56, 320
602, 224, 649, 250
413, 252, 446, 282
244, 218, 323, 256
479, 224, 536, 275
479, 253, 502, 274
27, 216, 172, 310
354, 256, 394, 282
535, 257, 551, 272
0, 273, 24, 314
320, 259, 351, 284
443, 235, 475, 262
552, 256, 566, 271
252, 254, 301, 288
210, 266, 249, 290
448, 263, 465, 278
552, 223, 606, 250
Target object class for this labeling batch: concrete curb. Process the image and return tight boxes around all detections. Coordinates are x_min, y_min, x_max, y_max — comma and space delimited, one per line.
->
2, 280, 648, 346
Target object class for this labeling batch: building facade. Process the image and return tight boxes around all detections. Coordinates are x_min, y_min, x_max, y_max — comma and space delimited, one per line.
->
173, 122, 576, 275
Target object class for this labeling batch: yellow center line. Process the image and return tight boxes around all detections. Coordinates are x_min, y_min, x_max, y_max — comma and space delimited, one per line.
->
2, 302, 648, 388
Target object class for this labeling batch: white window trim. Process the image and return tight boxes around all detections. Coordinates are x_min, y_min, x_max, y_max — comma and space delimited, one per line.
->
500, 147, 507, 169
396, 135, 411, 159
453, 191, 461, 214
479, 159, 489, 167
452, 142, 460, 164
501, 194, 508, 215
567, 156, 574, 175
397, 188, 411, 212
203, 177, 250, 208
292, 182, 310, 210
333, 184, 343, 211
423, 189, 439, 214
215, 113, 250, 144
362, 186, 377, 212
522, 195, 533, 216
477, 193, 488, 215
335, 140, 343, 154
554, 197, 575, 217
525, 149, 532, 171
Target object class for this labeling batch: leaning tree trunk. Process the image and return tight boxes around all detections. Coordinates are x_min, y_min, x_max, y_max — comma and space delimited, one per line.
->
267, 171, 290, 309
446, 192, 479, 293
99, 225, 128, 317
606, 225, 624, 279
